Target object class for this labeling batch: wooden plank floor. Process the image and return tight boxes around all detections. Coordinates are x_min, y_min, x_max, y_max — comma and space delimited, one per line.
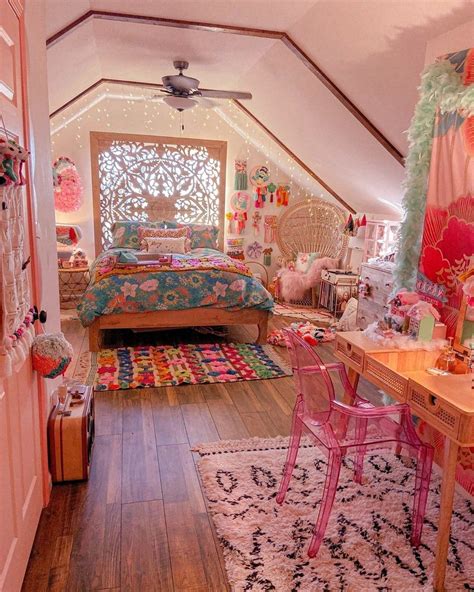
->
22, 314, 383, 592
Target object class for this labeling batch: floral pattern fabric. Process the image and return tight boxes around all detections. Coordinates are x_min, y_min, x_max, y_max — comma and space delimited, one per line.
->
165, 221, 220, 249
78, 248, 273, 327
110, 220, 165, 249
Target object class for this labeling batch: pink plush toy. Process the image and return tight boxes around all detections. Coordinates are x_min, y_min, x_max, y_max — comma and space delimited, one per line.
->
278, 256, 339, 302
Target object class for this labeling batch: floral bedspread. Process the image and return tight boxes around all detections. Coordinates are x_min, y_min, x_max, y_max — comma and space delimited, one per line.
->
77, 248, 274, 327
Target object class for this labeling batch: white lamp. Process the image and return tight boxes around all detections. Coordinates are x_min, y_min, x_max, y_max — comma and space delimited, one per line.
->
163, 96, 197, 112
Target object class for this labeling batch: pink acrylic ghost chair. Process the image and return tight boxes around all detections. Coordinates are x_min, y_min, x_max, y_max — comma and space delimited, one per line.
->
276, 329, 433, 558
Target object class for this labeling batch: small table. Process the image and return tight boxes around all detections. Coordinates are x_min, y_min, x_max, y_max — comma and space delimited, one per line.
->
58, 267, 90, 309
318, 276, 358, 317
335, 331, 473, 591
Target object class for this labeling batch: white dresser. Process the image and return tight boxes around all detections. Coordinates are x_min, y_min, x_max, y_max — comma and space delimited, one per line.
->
357, 263, 393, 329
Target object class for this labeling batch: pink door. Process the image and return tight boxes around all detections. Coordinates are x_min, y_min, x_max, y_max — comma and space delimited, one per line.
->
0, 1, 45, 589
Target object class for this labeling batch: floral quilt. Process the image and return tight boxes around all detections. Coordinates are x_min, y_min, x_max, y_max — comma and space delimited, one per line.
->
77, 248, 274, 327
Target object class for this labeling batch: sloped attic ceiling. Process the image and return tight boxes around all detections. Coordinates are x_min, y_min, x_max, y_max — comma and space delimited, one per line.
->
44, 0, 472, 214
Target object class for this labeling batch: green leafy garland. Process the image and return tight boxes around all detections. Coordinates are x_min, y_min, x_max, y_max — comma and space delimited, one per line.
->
393, 59, 474, 293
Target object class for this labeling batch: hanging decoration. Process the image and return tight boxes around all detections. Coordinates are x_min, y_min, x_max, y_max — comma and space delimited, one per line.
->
393, 55, 474, 293
250, 165, 270, 209
267, 182, 277, 204
234, 159, 248, 190
230, 191, 251, 212
252, 211, 262, 236
53, 156, 84, 213
276, 183, 290, 207
226, 238, 245, 260
263, 247, 273, 266
32, 332, 73, 378
246, 241, 263, 259
230, 191, 250, 235
264, 215, 278, 243
233, 212, 247, 234
343, 214, 355, 236
0, 115, 35, 379
225, 212, 233, 234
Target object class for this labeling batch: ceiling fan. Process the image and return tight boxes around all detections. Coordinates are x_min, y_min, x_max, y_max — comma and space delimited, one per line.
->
149, 60, 252, 111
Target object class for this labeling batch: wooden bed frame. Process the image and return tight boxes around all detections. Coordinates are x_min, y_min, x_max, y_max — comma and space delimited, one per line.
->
88, 131, 270, 351
88, 308, 269, 351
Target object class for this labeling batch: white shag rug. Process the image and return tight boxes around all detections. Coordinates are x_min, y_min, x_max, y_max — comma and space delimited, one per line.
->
196, 437, 473, 592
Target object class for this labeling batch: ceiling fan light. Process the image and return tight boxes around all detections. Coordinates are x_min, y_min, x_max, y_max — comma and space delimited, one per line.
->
163, 96, 197, 111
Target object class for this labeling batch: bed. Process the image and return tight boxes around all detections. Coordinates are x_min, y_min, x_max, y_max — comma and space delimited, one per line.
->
80, 133, 276, 351
79, 242, 273, 351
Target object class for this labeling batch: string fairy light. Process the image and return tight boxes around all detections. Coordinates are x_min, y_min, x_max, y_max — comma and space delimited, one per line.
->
50, 82, 335, 206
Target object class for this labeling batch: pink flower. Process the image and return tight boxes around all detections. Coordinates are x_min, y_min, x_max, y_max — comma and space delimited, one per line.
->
230, 279, 245, 292
121, 282, 137, 298
140, 279, 158, 292
213, 282, 227, 298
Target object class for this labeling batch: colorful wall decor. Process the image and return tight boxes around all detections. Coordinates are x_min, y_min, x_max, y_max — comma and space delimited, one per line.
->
250, 165, 270, 208
229, 191, 250, 234
252, 211, 262, 236
246, 241, 263, 259
226, 237, 245, 260
53, 156, 84, 213
264, 215, 277, 243
276, 183, 290, 207
267, 182, 277, 204
263, 247, 273, 266
233, 159, 248, 190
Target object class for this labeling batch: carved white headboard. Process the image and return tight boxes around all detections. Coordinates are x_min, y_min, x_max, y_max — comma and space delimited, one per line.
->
90, 131, 227, 255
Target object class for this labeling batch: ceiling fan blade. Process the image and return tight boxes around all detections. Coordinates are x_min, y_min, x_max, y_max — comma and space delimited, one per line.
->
198, 89, 252, 100
195, 97, 217, 109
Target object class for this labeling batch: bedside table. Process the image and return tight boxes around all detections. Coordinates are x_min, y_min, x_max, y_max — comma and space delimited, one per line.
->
318, 271, 359, 317
58, 267, 90, 308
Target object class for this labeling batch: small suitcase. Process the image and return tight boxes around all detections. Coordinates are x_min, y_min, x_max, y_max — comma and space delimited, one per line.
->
48, 384, 94, 482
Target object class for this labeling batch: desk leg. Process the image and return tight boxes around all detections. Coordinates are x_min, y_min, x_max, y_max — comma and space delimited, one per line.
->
346, 367, 360, 400
433, 439, 459, 591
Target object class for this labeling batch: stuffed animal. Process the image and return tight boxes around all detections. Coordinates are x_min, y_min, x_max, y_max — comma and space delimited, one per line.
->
0, 139, 19, 184
15, 142, 30, 185
267, 321, 335, 347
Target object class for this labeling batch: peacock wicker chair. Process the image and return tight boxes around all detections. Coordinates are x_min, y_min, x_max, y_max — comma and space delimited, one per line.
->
275, 198, 348, 307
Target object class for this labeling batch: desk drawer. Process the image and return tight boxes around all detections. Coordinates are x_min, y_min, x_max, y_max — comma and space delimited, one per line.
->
364, 356, 407, 402
335, 336, 364, 373
408, 382, 460, 440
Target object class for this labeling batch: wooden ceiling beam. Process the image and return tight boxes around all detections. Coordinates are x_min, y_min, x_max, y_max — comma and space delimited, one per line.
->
46, 10, 404, 165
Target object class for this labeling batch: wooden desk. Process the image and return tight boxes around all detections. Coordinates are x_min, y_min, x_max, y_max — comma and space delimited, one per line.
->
335, 331, 473, 592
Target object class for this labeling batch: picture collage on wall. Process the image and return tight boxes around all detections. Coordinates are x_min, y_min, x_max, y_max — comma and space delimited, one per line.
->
225, 159, 290, 270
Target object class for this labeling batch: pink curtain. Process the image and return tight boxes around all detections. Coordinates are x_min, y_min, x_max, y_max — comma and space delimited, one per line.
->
417, 48, 474, 494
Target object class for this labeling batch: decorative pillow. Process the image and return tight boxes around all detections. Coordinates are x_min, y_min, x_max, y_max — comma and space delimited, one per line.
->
110, 220, 165, 249
164, 221, 219, 250
138, 226, 189, 250
295, 252, 320, 274
144, 236, 187, 254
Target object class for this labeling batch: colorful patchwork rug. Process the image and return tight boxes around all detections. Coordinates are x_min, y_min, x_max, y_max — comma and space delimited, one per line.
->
89, 343, 291, 391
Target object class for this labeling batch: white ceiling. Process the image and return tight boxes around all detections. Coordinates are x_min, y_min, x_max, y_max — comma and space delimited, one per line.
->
44, 0, 472, 214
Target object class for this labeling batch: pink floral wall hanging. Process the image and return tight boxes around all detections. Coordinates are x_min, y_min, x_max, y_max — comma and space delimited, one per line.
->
53, 156, 84, 213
